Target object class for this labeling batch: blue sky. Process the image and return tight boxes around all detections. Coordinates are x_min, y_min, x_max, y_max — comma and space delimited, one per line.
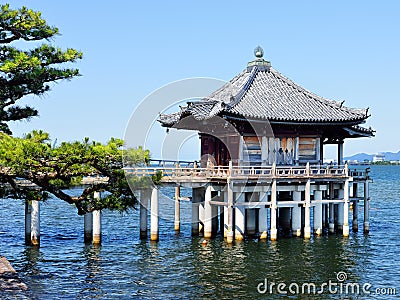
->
8, 1, 400, 159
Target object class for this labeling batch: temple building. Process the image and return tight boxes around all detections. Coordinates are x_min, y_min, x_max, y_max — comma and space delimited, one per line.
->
159, 46, 373, 167
130, 47, 374, 243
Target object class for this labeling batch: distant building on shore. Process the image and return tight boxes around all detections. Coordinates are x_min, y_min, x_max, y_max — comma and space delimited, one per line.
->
373, 153, 385, 163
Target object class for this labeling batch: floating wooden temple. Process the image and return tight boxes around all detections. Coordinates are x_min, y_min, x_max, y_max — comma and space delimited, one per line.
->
126, 46, 374, 242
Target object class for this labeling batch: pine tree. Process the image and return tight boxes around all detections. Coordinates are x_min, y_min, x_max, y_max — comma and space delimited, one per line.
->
0, 4, 82, 134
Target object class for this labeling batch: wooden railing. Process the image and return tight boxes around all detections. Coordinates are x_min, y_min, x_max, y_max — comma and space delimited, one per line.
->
123, 162, 361, 181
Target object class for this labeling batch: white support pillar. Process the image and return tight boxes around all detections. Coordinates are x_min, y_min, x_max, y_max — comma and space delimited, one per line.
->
226, 178, 234, 244
329, 182, 335, 233
304, 180, 311, 239
259, 192, 268, 240
199, 201, 205, 236
352, 183, 359, 232
174, 186, 180, 232
343, 180, 350, 237
313, 190, 323, 236
25, 201, 32, 245
84, 212, 93, 243
93, 191, 101, 245
30, 200, 40, 246
204, 185, 213, 238
223, 191, 228, 238
234, 192, 245, 241
270, 179, 278, 241
292, 191, 302, 237
337, 189, 344, 232
140, 190, 149, 239
364, 181, 370, 233
150, 187, 159, 241
191, 188, 200, 236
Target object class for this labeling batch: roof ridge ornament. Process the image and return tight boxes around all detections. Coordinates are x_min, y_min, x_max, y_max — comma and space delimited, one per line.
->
247, 45, 271, 72
254, 45, 264, 58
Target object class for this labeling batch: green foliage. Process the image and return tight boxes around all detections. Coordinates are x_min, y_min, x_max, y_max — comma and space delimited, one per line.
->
0, 131, 152, 214
0, 4, 82, 134
123, 146, 150, 166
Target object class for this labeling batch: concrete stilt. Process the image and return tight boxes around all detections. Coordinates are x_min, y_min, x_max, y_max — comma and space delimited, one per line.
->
328, 182, 335, 233
364, 181, 370, 233
352, 183, 359, 232
140, 190, 149, 239
30, 200, 40, 246
92, 191, 101, 244
259, 192, 268, 240
199, 201, 205, 236
292, 191, 302, 237
204, 185, 213, 238
304, 179, 311, 239
84, 212, 93, 243
343, 180, 350, 237
329, 203, 335, 233
313, 190, 323, 236
337, 189, 344, 232
235, 192, 245, 240
223, 191, 228, 238
150, 187, 159, 241
92, 210, 101, 245
191, 188, 200, 236
25, 201, 32, 245
226, 179, 234, 244
270, 179, 278, 241
174, 186, 180, 232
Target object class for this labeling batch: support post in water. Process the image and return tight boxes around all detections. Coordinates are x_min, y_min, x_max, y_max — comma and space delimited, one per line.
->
204, 184, 213, 239
337, 188, 344, 232
313, 190, 323, 236
150, 187, 159, 241
292, 191, 302, 237
343, 179, 350, 237
364, 180, 370, 233
174, 186, 180, 232
30, 200, 40, 246
270, 178, 278, 241
93, 191, 102, 245
329, 182, 335, 234
352, 183, 359, 232
25, 200, 32, 245
226, 177, 234, 244
84, 212, 93, 243
259, 191, 268, 240
140, 190, 149, 239
234, 192, 245, 241
304, 179, 311, 239
191, 188, 200, 236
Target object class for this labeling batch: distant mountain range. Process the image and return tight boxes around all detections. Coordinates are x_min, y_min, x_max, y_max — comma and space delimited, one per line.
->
344, 151, 400, 162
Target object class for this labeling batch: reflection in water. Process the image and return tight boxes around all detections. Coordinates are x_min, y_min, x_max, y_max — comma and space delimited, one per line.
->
77, 244, 103, 299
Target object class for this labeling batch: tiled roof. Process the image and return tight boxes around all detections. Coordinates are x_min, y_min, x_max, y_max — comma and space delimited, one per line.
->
159, 56, 370, 127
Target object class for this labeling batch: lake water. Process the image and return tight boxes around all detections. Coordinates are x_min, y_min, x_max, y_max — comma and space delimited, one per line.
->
0, 166, 399, 299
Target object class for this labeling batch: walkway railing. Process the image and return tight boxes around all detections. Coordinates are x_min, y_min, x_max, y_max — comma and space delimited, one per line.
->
123, 162, 367, 181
